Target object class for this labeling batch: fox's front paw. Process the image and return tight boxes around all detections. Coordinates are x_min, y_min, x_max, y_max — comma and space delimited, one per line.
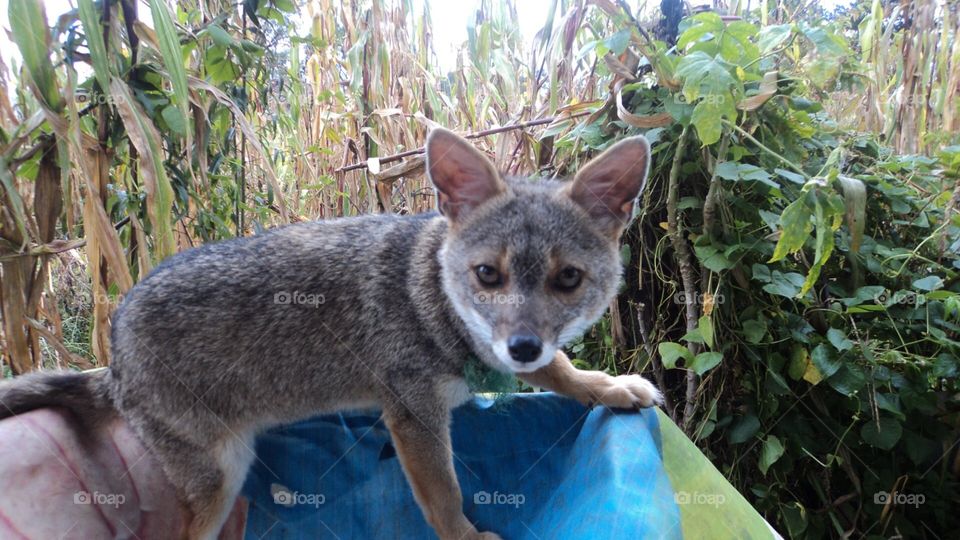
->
592, 374, 662, 410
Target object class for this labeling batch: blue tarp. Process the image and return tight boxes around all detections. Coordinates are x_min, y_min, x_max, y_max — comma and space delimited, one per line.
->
241, 393, 681, 539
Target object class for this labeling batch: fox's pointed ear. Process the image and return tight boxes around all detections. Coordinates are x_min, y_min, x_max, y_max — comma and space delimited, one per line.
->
426, 128, 505, 224
566, 136, 651, 237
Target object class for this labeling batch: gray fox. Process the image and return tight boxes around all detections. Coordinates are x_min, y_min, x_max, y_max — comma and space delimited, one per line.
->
0, 128, 661, 540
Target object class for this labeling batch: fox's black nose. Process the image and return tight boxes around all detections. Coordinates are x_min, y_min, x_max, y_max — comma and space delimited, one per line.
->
507, 333, 543, 363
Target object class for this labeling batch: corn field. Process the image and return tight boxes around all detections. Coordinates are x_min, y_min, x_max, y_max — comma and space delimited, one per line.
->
1, 0, 959, 536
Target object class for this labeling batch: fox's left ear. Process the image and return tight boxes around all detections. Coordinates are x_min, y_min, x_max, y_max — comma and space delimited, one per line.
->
425, 127, 506, 225
566, 136, 651, 237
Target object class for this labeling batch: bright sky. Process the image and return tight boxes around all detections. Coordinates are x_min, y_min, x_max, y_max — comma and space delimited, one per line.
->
0, 0, 853, 82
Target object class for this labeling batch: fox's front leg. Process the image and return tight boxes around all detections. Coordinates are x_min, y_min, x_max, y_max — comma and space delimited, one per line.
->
383, 392, 501, 540
519, 351, 662, 409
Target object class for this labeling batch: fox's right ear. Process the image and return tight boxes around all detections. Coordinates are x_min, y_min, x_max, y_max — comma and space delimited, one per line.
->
426, 128, 505, 224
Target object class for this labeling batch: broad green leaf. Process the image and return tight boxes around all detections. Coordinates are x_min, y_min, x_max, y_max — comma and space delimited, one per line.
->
840, 285, 886, 307
912, 275, 943, 291
677, 12, 724, 51
698, 315, 714, 349
659, 342, 694, 369
759, 435, 785, 475
205, 24, 234, 47
727, 414, 760, 444
759, 24, 794, 54
762, 271, 805, 298
690, 351, 723, 375
743, 319, 766, 344
827, 328, 854, 351
161, 105, 187, 135
827, 364, 866, 395
769, 191, 814, 262
690, 95, 736, 145
602, 30, 631, 56
810, 344, 841, 378
694, 243, 735, 272
675, 51, 738, 102
861, 417, 902, 450
800, 193, 839, 295
681, 329, 705, 344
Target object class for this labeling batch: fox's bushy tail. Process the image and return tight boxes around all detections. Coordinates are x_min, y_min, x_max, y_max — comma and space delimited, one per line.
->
0, 369, 116, 428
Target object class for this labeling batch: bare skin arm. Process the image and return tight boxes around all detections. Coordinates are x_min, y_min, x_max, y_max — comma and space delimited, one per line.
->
0, 408, 245, 540
517, 350, 662, 410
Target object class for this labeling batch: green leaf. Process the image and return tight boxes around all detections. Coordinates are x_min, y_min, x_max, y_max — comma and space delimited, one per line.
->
78, 0, 111, 93
690, 351, 723, 375
273, 0, 296, 13
827, 328, 854, 351
861, 417, 902, 450
690, 95, 736, 145
675, 51, 738, 102
149, 0, 191, 135
715, 161, 739, 180
161, 105, 187, 135
912, 275, 943, 291
759, 435, 785, 475
759, 24, 794, 54
810, 344, 842, 378
205, 24, 234, 47
743, 319, 767, 344
8, 0, 62, 110
658, 342, 693, 369
698, 315, 714, 349
681, 329, 705, 344
840, 285, 886, 307
602, 30, 631, 56
769, 191, 814, 262
800, 193, 840, 295
826, 364, 865, 395
775, 168, 806, 184
727, 414, 760, 444
694, 243, 735, 272
762, 271, 805, 298
677, 13, 724, 50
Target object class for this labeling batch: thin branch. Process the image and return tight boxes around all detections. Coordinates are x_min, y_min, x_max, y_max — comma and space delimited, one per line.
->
335, 111, 590, 173
665, 126, 701, 431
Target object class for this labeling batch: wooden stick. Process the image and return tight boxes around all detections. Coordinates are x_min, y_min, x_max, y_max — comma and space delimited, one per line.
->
335, 111, 590, 173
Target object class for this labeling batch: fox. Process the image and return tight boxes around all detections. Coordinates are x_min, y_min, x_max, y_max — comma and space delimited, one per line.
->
0, 127, 661, 540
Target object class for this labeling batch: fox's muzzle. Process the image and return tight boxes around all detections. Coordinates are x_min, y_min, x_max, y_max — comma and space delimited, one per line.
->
507, 332, 543, 364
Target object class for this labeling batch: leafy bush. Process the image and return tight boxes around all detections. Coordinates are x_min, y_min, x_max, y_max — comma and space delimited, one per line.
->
564, 10, 960, 537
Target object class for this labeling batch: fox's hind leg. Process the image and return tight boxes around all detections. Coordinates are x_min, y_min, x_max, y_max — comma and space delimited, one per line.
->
519, 350, 662, 409
136, 419, 256, 540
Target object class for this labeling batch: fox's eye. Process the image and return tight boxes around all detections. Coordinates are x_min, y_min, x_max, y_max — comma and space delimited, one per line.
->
475, 265, 502, 287
554, 267, 582, 290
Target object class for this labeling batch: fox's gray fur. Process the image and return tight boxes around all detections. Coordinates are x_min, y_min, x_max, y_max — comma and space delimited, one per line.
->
0, 128, 660, 540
